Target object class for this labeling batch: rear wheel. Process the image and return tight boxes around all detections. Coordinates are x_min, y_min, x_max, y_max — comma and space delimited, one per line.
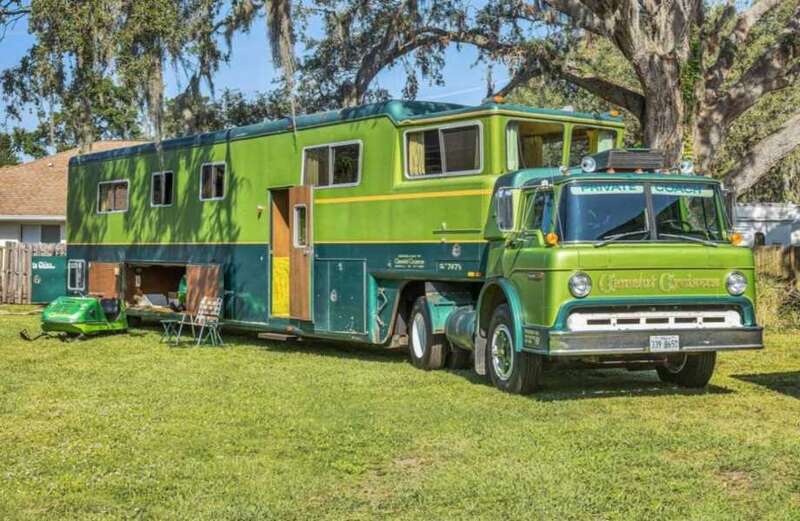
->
486, 304, 542, 394
656, 352, 716, 388
408, 297, 446, 370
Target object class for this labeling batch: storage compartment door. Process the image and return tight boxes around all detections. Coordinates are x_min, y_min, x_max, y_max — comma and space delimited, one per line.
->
186, 264, 222, 315
88, 262, 122, 299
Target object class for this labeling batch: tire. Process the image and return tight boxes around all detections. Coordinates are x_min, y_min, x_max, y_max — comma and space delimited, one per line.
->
485, 304, 542, 394
656, 352, 716, 388
408, 297, 446, 370
447, 346, 472, 369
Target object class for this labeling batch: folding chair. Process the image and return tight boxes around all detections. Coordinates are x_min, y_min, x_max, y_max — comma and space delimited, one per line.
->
174, 296, 224, 346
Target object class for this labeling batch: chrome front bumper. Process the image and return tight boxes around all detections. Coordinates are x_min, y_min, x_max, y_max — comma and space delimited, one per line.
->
547, 327, 764, 357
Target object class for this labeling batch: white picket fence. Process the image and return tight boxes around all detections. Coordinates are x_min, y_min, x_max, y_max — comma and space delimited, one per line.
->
0, 242, 66, 304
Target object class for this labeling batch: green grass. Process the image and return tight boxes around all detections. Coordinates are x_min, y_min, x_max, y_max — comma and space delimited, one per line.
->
1, 308, 799, 520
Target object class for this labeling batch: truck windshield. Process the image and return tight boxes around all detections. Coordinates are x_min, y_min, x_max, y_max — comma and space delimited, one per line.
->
557, 182, 725, 243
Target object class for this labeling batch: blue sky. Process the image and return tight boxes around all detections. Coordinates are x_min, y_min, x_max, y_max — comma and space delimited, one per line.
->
0, 10, 510, 135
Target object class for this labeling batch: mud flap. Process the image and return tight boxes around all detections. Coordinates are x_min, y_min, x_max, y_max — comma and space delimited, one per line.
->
474, 332, 487, 375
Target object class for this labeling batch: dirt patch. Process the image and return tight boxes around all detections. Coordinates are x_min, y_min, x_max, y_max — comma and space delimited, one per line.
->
717, 469, 754, 495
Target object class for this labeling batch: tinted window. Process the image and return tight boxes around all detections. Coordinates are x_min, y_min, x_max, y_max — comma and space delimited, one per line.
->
559, 183, 647, 241
152, 171, 174, 206
98, 181, 129, 213
304, 142, 360, 187
201, 164, 225, 200
652, 184, 724, 240
407, 124, 480, 177
525, 191, 554, 232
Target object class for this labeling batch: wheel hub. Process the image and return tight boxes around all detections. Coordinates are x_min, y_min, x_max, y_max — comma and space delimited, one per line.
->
491, 324, 514, 380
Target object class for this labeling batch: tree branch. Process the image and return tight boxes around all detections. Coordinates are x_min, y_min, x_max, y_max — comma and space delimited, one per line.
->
717, 8, 800, 126
704, 0, 784, 92
723, 112, 800, 194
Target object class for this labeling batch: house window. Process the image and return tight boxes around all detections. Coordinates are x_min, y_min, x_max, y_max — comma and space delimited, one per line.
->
40, 225, 61, 243
151, 171, 174, 206
200, 163, 226, 200
293, 205, 308, 247
68, 260, 85, 291
97, 180, 129, 213
303, 142, 361, 187
406, 123, 481, 177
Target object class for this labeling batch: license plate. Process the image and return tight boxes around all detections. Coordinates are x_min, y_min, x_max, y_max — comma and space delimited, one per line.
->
649, 335, 680, 352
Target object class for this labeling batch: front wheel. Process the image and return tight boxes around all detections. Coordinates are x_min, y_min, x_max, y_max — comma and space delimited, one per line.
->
486, 304, 542, 394
408, 297, 446, 370
656, 352, 716, 388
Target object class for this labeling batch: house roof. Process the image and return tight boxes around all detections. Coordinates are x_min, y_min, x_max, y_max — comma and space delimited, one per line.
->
0, 141, 143, 219
70, 100, 626, 167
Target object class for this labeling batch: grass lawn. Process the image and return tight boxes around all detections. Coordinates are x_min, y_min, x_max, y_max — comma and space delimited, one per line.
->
1, 307, 799, 520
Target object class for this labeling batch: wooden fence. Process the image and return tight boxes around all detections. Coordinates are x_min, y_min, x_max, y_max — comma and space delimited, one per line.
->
0, 242, 66, 304
754, 245, 800, 283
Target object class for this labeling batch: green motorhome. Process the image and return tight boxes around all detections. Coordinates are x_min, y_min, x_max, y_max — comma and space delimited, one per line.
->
67, 99, 763, 394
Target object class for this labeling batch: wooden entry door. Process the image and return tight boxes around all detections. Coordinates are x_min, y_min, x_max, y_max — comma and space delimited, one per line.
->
289, 186, 312, 320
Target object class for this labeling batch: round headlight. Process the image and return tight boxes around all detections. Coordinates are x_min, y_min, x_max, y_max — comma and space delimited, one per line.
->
726, 272, 747, 296
569, 272, 592, 298
581, 156, 597, 173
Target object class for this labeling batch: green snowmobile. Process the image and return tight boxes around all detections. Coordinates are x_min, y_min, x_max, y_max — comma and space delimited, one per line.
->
20, 296, 128, 341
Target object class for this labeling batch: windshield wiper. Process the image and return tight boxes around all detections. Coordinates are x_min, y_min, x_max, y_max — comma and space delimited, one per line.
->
658, 232, 718, 247
594, 229, 650, 247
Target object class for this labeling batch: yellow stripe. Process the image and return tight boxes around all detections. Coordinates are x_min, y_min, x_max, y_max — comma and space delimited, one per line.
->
315, 188, 491, 205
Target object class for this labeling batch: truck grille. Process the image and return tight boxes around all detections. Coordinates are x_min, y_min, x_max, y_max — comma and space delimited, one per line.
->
566, 309, 742, 332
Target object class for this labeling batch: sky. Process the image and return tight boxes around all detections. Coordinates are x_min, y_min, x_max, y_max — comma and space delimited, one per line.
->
0, 9, 510, 137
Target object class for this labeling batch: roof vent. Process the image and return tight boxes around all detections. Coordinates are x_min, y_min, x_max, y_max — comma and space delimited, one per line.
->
589, 149, 666, 172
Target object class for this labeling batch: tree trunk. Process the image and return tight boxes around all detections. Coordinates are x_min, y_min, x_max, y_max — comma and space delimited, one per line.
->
638, 57, 684, 166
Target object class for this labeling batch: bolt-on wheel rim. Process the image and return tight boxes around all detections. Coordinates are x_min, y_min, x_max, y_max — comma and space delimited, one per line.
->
664, 354, 688, 373
491, 324, 514, 380
411, 312, 426, 359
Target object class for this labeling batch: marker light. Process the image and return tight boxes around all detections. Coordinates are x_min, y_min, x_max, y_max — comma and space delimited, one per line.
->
581, 156, 597, 173
726, 272, 747, 296
679, 160, 694, 175
569, 272, 592, 298
730, 232, 743, 246
492, 95, 505, 104
545, 232, 559, 246
609, 109, 621, 117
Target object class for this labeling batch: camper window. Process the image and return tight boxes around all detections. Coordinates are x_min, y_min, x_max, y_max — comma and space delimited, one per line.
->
293, 205, 308, 247
68, 259, 85, 291
151, 171, 174, 207
406, 122, 482, 178
97, 180, 129, 213
569, 126, 618, 166
303, 141, 361, 187
506, 121, 564, 170
200, 163, 226, 200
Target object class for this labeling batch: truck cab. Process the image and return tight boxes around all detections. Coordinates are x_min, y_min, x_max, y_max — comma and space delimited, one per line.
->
466, 149, 763, 393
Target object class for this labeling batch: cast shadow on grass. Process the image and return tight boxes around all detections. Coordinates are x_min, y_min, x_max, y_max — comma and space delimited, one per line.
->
454, 367, 733, 400
732, 371, 800, 399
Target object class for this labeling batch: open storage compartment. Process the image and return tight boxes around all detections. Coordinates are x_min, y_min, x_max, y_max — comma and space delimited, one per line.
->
124, 263, 187, 312
123, 262, 223, 316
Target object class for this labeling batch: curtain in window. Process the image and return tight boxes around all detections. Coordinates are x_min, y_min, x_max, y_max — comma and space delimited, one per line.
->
407, 132, 426, 176
506, 123, 519, 171
115, 183, 128, 211
304, 147, 325, 185
521, 136, 543, 167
